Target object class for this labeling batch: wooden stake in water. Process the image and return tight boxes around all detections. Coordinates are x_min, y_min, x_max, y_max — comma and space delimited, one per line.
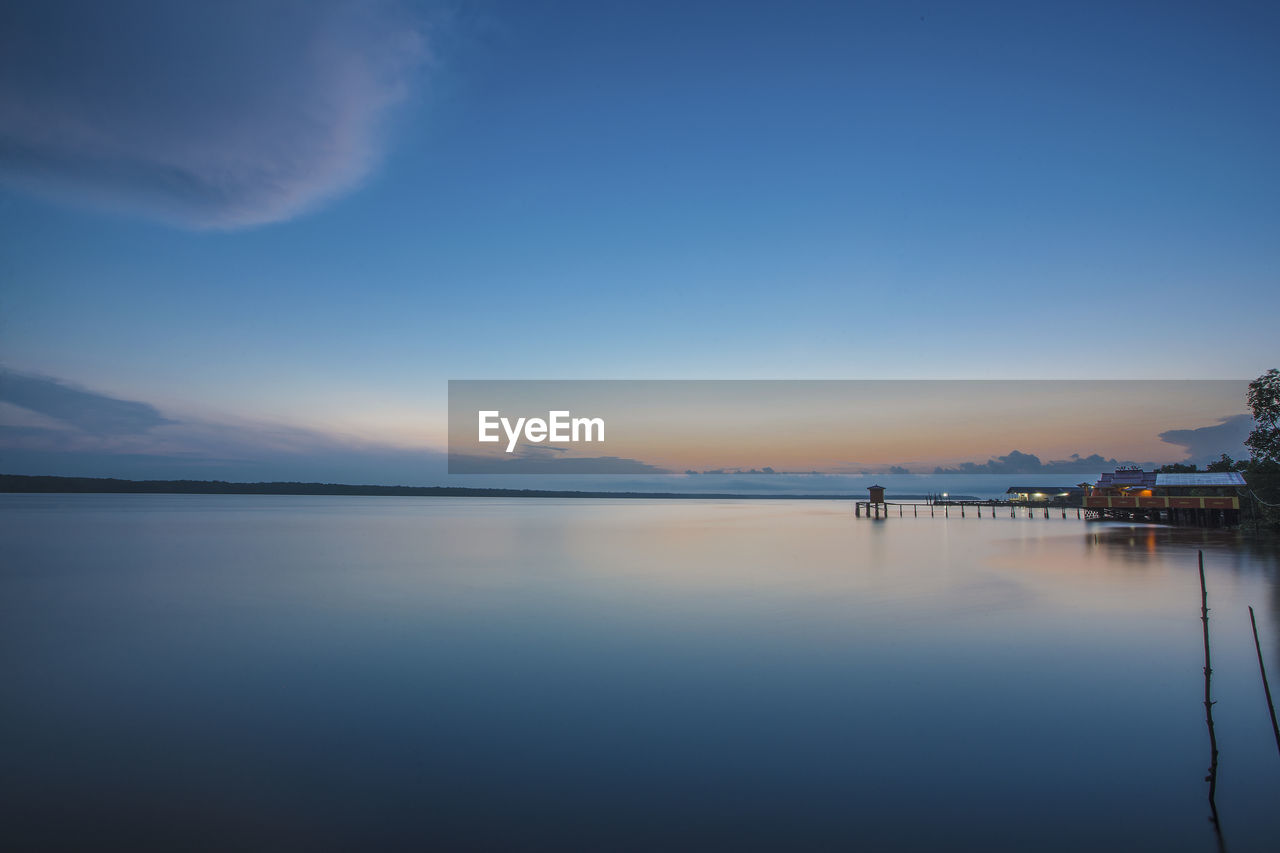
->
1249, 605, 1280, 758
1199, 551, 1224, 848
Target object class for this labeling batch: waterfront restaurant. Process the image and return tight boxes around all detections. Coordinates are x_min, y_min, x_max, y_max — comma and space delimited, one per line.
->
1084, 468, 1245, 525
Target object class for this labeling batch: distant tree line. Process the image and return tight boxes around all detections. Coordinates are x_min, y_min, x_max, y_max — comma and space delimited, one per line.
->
0, 475, 859, 501
1156, 453, 1250, 474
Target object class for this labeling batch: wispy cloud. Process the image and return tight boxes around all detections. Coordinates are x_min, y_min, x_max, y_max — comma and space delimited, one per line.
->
0, 0, 426, 228
0, 369, 449, 483
0, 369, 173, 435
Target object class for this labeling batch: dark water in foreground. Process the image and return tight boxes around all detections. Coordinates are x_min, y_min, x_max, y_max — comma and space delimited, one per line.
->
2, 495, 1279, 851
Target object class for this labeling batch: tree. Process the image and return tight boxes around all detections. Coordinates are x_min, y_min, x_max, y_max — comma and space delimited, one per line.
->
1246, 368, 1280, 463
1205, 453, 1246, 473
1241, 369, 1280, 524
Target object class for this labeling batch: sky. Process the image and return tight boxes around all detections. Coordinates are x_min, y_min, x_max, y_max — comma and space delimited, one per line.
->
1, 0, 1277, 488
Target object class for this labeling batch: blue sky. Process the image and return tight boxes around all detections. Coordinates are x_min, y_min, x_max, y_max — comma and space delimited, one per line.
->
1, 0, 1277, 485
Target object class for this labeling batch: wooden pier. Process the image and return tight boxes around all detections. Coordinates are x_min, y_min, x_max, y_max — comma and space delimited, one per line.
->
854, 498, 1239, 527
855, 500, 1082, 520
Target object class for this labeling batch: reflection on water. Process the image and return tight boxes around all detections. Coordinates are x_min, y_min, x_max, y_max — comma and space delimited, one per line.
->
1, 495, 1278, 851
1087, 526, 1280, 667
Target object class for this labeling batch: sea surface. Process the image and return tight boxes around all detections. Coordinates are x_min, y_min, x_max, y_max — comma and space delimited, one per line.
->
2, 495, 1279, 851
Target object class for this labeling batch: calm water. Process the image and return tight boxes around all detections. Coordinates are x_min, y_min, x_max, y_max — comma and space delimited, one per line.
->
2, 495, 1279, 851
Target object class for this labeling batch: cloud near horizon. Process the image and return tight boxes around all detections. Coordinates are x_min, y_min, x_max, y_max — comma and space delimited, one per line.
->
1157, 414, 1253, 466
932, 450, 1149, 477
0, 0, 426, 229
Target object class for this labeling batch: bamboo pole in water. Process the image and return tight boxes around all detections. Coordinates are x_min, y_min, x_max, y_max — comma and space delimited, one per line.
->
1249, 605, 1280, 758
1199, 551, 1224, 848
